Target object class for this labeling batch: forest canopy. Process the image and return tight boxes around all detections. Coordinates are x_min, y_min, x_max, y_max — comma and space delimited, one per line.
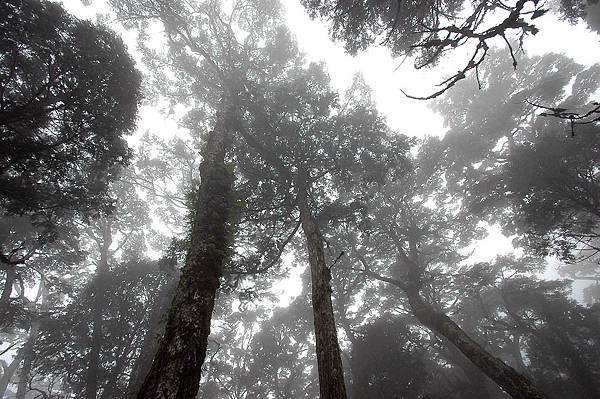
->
1, 0, 599, 399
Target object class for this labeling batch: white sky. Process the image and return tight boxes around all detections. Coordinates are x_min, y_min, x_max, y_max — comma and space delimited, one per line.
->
56, 0, 600, 303
60, 0, 600, 138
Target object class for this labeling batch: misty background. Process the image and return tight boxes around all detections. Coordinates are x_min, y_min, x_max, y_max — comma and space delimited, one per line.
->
1, 0, 600, 398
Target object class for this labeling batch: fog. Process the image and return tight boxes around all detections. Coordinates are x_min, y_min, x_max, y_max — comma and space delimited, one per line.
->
1, 1, 600, 398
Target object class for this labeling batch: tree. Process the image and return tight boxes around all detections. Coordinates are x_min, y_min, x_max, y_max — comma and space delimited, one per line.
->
0, 0, 140, 216
350, 317, 429, 399
0, 0, 141, 324
302, 0, 548, 98
433, 49, 600, 263
450, 261, 600, 399
229, 69, 410, 399
106, 0, 274, 395
32, 257, 170, 399
333, 139, 547, 398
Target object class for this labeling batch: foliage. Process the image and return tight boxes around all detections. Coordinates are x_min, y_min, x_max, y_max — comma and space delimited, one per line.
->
0, 0, 141, 217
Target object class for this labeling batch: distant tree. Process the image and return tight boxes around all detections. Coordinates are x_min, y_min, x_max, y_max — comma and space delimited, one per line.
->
350, 317, 429, 399
32, 257, 170, 399
432, 50, 600, 265
555, 0, 600, 33
453, 265, 600, 399
499, 278, 600, 398
198, 293, 319, 399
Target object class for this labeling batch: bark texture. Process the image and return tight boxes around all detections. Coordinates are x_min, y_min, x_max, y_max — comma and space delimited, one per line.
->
127, 271, 179, 399
85, 222, 112, 399
16, 282, 48, 399
0, 265, 16, 324
0, 351, 23, 398
136, 122, 234, 399
405, 288, 546, 399
298, 190, 347, 399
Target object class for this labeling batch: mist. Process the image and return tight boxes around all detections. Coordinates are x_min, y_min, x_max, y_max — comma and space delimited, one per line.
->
1, 0, 600, 398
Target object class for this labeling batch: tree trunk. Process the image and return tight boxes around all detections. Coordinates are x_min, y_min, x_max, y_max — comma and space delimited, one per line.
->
85, 222, 112, 399
0, 265, 16, 324
127, 271, 179, 399
405, 288, 546, 399
136, 118, 234, 399
0, 351, 23, 398
16, 282, 48, 399
298, 190, 347, 399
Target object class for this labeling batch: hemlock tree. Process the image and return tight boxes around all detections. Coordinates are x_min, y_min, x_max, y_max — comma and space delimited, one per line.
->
107, 1, 281, 396
0, 0, 141, 323
109, 1, 407, 397
229, 69, 410, 399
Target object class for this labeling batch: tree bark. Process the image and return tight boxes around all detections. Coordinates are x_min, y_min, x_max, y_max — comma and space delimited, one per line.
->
298, 190, 347, 399
0, 351, 23, 398
136, 118, 234, 399
405, 288, 546, 399
127, 271, 179, 399
16, 281, 48, 399
85, 221, 112, 399
0, 265, 16, 324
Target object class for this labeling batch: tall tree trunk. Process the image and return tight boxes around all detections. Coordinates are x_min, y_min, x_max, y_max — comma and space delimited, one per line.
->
298, 190, 347, 399
85, 222, 112, 399
405, 287, 546, 399
136, 117, 234, 399
127, 271, 179, 399
16, 282, 48, 399
0, 351, 23, 398
0, 265, 16, 324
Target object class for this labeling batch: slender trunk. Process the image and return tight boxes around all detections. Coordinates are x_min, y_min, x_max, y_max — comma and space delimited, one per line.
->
405, 288, 545, 399
127, 271, 179, 399
298, 190, 347, 399
16, 282, 48, 399
136, 118, 234, 399
85, 222, 112, 399
0, 265, 16, 324
101, 338, 136, 399
0, 351, 23, 398
15, 324, 39, 399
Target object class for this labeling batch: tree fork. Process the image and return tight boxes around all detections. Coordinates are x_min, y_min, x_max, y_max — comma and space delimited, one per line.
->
136, 114, 234, 399
298, 190, 348, 399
